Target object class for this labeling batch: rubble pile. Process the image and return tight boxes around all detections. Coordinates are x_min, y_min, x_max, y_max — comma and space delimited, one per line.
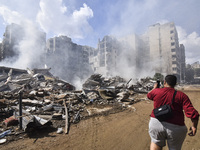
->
0, 66, 155, 144
130, 77, 155, 93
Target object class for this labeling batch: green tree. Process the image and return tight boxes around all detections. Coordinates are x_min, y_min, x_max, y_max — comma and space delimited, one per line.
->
185, 64, 194, 83
153, 73, 164, 81
194, 68, 200, 77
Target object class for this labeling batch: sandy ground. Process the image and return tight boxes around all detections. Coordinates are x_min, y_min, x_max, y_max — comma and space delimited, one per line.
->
1, 86, 200, 150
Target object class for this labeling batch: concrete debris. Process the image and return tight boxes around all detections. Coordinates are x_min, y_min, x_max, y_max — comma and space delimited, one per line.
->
0, 67, 155, 143
0, 138, 6, 144
0, 129, 12, 138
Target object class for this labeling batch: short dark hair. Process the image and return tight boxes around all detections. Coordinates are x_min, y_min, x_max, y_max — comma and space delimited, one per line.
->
165, 75, 177, 87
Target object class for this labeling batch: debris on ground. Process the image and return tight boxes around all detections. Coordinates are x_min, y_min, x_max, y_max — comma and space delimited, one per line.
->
0, 66, 155, 144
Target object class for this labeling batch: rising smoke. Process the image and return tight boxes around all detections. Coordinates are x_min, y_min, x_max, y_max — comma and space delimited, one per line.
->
0, 1, 94, 88
0, 0, 199, 87
0, 6, 45, 69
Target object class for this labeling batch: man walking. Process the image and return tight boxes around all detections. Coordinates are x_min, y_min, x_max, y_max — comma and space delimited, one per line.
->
148, 75, 199, 150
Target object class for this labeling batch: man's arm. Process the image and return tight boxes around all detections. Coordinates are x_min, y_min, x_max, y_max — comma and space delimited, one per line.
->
182, 94, 199, 136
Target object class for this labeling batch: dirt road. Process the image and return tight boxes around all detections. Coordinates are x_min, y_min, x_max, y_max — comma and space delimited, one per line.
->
1, 88, 200, 150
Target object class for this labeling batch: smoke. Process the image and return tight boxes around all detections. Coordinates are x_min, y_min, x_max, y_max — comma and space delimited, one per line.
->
108, 0, 158, 36
0, 0, 199, 85
72, 76, 84, 90
0, 5, 23, 25
0, 0, 93, 71
96, 0, 200, 65
0, 6, 45, 69
36, 0, 93, 39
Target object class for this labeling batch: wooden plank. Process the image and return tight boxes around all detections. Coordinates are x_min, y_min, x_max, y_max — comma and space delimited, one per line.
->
63, 100, 68, 134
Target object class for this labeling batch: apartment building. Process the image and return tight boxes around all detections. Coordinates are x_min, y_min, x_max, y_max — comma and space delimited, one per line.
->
0, 23, 24, 61
147, 22, 185, 81
91, 34, 149, 78
179, 44, 186, 82
0, 23, 46, 68
46, 35, 93, 82
95, 35, 121, 76
191, 61, 200, 69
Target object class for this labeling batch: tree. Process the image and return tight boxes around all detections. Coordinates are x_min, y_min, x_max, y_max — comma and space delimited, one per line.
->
194, 68, 200, 77
185, 64, 194, 83
153, 73, 164, 81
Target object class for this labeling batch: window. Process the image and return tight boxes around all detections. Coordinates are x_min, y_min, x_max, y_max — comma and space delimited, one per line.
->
170, 30, 174, 34
172, 55, 176, 60
172, 61, 177, 64
171, 49, 175, 52
171, 42, 175, 46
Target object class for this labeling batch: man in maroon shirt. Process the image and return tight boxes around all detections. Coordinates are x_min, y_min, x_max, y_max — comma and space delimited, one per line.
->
148, 75, 199, 150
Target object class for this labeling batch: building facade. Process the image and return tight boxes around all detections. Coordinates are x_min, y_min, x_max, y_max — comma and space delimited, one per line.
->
46, 35, 93, 82
191, 61, 200, 69
0, 23, 46, 68
90, 34, 149, 79
95, 36, 121, 76
147, 22, 185, 81
179, 44, 186, 82
0, 23, 24, 61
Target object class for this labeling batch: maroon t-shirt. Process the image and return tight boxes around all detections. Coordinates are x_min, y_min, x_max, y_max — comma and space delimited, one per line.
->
147, 87, 199, 126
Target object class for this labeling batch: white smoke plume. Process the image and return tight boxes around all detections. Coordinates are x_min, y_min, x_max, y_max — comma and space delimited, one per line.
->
0, 5, 44, 69
0, 0, 199, 84
37, 0, 93, 39
0, 0, 93, 70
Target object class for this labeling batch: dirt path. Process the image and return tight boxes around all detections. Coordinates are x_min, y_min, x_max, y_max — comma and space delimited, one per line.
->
1, 89, 200, 150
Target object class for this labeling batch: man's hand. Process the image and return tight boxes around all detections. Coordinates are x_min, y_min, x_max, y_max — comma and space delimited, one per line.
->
188, 126, 197, 136
148, 83, 159, 94
153, 83, 159, 89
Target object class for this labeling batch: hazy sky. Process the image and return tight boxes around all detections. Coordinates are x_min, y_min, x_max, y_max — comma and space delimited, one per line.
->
0, 0, 199, 64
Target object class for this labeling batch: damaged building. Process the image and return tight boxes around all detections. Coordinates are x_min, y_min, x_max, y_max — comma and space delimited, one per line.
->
0, 22, 187, 83
0, 23, 24, 61
0, 23, 46, 68
89, 34, 150, 78
46, 35, 94, 82
94, 36, 121, 76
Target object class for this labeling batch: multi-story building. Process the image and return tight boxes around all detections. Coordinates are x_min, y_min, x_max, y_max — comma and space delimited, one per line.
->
94, 36, 121, 76
91, 34, 149, 78
179, 44, 186, 82
191, 61, 200, 69
147, 22, 185, 81
191, 61, 200, 83
87, 46, 98, 72
0, 23, 24, 61
0, 42, 2, 60
0, 23, 46, 68
46, 35, 93, 82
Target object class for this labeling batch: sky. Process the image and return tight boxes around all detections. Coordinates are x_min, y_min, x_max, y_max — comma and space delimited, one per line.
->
0, 0, 199, 64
